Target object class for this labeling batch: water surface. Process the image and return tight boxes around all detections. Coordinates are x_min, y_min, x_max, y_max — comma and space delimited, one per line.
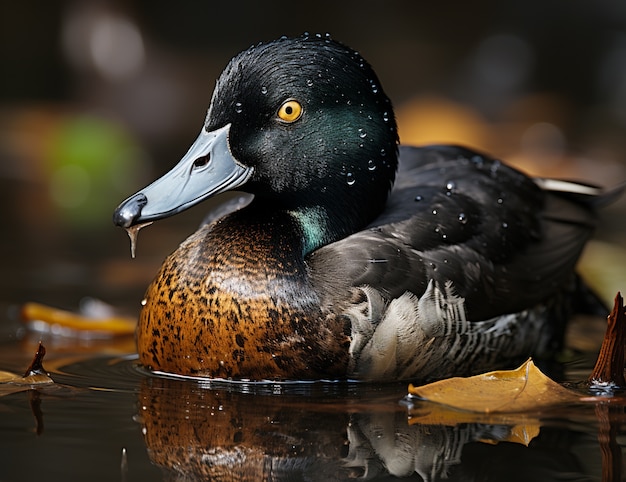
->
0, 325, 621, 481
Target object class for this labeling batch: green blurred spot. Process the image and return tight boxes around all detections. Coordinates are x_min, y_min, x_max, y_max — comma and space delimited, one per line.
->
45, 115, 148, 230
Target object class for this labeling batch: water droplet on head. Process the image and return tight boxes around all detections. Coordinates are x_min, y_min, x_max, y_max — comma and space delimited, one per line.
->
346, 172, 356, 186
367, 160, 376, 171
445, 181, 457, 194
434, 227, 448, 240
501, 222, 509, 229
235, 102, 243, 114
415, 195, 423, 202
497, 197, 504, 205
358, 128, 367, 139
432, 208, 438, 215
382, 112, 390, 123
380, 148, 386, 157
306, 79, 313, 87
471, 155, 484, 168
260, 86, 268, 95
458, 213, 467, 224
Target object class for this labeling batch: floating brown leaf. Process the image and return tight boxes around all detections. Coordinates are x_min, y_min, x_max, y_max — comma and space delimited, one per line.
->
408, 359, 581, 413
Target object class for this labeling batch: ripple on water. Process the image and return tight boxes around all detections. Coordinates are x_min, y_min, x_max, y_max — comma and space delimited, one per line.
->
47, 354, 146, 392
45, 354, 402, 399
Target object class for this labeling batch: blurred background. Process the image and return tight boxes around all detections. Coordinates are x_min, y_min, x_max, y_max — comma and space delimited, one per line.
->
1, 0, 625, 333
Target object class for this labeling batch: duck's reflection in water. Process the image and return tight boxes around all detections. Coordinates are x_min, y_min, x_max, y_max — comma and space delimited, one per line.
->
137, 376, 597, 481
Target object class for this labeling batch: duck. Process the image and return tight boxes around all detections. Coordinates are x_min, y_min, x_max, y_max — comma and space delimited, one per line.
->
113, 34, 618, 382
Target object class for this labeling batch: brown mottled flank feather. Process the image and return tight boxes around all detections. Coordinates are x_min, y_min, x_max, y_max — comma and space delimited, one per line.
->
137, 214, 351, 379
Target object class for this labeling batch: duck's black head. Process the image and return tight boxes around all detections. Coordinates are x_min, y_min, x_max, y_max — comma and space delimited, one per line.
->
114, 35, 399, 252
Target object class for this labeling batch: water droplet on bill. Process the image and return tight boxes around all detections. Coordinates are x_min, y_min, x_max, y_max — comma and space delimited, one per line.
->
124, 221, 153, 259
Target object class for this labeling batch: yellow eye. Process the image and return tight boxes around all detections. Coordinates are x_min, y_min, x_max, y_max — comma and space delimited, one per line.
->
277, 100, 302, 123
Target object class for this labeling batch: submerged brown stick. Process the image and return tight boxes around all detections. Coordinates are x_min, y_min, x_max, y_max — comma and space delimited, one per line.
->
595, 403, 622, 482
588, 292, 626, 386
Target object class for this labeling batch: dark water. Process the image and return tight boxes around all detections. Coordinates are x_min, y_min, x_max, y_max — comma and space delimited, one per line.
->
0, 333, 621, 482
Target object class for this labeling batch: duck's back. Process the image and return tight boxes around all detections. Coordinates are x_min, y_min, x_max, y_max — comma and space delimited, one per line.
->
307, 145, 602, 380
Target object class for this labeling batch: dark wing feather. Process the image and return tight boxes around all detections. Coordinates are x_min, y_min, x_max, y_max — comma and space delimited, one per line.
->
308, 145, 604, 321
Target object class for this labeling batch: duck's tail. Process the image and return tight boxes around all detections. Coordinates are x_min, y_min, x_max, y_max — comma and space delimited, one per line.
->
534, 178, 625, 317
534, 178, 625, 208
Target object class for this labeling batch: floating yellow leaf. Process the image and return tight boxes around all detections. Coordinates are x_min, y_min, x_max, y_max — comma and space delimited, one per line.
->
21, 302, 136, 336
0, 372, 54, 386
408, 359, 581, 413
0, 371, 25, 383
